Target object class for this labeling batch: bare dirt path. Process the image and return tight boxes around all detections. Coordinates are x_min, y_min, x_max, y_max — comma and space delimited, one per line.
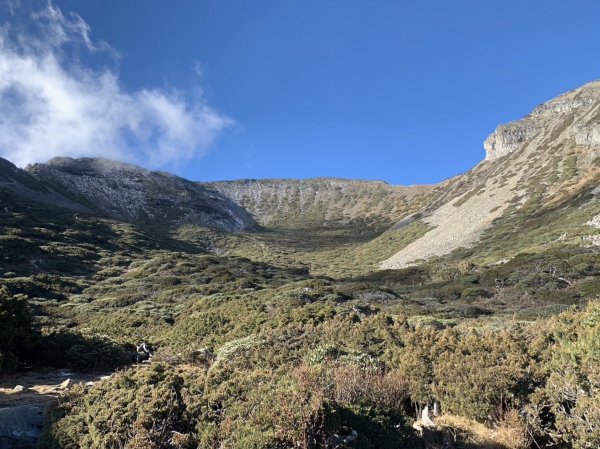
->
0, 369, 111, 448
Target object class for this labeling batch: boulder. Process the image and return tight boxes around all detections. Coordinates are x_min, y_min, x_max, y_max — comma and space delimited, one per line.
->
0, 406, 44, 449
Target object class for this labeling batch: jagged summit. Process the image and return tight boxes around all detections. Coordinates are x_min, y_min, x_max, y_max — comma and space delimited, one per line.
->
484, 80, 600, 161
531, 79, 600, 116
41, 156, 154, 174
382, 81, 600, 269
215, 177, 393, 185
39, 156, 180, 180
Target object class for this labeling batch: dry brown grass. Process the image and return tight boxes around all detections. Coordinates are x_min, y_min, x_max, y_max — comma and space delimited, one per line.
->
331, 364, 410, 408
294, 362, 410, 411
435, 410, 531, 449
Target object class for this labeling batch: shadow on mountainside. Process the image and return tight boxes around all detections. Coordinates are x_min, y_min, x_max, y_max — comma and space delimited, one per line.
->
0, 190, 208, 301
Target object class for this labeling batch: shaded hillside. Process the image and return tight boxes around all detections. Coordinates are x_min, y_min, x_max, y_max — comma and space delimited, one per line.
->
0, 157, 90, 213
26, 157, 256, 233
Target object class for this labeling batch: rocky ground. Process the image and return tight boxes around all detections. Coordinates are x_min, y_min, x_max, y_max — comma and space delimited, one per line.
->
0, 369, 111, 448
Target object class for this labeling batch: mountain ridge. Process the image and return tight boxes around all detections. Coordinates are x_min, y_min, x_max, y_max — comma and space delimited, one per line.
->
2, 156, 258, 233
205, 177, 434, 229
1, 80, 599, 273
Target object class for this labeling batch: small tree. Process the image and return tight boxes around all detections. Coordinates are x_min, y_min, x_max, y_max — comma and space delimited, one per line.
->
0, 287, 36, 374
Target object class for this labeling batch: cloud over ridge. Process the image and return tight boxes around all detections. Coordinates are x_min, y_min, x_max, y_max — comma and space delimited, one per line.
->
0, 2, 233, 168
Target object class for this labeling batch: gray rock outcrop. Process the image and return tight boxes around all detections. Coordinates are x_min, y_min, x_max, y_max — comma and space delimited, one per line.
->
0, 406, 44, 449
483, 122, 540, 161
484, 80, 600, 162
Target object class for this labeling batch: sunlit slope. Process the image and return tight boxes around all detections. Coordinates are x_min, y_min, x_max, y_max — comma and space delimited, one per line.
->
381, 81, 600, 268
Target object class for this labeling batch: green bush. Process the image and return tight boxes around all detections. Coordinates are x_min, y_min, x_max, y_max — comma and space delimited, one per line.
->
0, 288, 37, 374
461, 286, 493, 299
529, 302, 600, 448
576, 277, 600, 298
39, 364, 192, 449
37, 332, 132, 371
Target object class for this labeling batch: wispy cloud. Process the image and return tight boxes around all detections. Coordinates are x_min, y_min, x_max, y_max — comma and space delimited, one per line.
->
0, 2, 233, 168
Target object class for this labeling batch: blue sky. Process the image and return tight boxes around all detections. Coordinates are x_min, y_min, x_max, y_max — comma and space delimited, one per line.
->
2, 1, 600, 184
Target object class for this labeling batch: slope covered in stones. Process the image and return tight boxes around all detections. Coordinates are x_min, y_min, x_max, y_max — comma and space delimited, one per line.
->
381, 80, 600, 269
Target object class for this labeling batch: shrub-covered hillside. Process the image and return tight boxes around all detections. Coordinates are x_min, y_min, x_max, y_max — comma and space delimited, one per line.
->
38, 300, 600, 449
2, 77, 600, 448
1, 159, 599, 448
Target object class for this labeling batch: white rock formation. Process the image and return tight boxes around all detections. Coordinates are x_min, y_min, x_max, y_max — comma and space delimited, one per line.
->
484, 122, 539, 161
586, 214, 600, 229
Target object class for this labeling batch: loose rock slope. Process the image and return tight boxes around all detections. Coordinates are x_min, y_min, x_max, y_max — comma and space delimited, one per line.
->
381, 80, 600, 268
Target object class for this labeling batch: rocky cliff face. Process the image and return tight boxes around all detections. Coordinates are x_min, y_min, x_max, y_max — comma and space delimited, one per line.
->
484, 80, 600, 162
22, 157, 256, 232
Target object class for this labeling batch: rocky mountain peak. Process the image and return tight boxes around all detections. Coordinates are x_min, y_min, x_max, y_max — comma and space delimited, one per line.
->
24, 157, 256, 232
484, 80, 600, 162
382, 81, 600, 269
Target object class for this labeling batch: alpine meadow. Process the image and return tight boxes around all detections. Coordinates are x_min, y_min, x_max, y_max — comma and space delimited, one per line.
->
0, 2, 599, 449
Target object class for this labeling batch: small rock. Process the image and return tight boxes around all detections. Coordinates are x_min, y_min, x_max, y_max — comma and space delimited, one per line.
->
12, 385, 24, 393
59, 379, 72, 389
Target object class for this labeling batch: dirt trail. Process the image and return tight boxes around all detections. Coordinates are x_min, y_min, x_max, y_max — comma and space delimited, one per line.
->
0, 369, 110, 448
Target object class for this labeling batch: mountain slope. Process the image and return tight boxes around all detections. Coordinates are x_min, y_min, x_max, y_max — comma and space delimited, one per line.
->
206, 178, 432, 230
24, 157, 256, 232
205, 81, 600, 274
0, 157, 91, 213
379, 81, 600, 268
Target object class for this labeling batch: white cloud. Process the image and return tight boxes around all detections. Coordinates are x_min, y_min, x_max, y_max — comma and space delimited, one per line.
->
0, 2, 233, 168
